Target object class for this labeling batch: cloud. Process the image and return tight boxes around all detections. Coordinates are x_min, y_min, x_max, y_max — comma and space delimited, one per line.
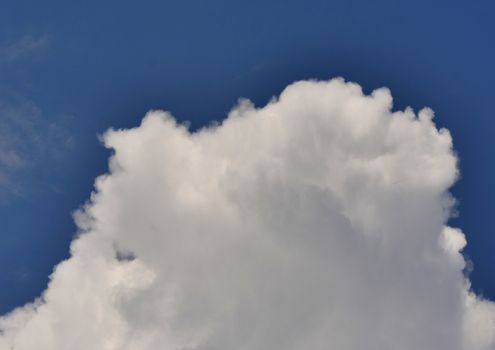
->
0, 91, 74, 202
0, 35, 50, 63
0, 78, 493, 349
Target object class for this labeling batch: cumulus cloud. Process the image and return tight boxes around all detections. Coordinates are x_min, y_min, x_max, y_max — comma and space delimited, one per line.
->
0, 78, 493, 349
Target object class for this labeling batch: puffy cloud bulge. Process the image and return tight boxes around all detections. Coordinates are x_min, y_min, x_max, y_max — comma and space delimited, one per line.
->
1, 78, 494, 349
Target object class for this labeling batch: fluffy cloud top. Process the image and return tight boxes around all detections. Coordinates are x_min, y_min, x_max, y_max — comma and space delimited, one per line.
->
1, 78, 493, 349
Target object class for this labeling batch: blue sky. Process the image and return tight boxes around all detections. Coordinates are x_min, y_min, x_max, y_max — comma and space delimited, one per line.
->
0, 0, 494, 315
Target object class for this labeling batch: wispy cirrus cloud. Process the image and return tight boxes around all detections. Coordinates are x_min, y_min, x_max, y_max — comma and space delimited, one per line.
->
0, 33, 74, 202
0, 34, 50, 63
0, 91, 74, 202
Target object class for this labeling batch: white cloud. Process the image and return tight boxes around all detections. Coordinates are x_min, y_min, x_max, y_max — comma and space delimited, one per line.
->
1, 78, 493, 349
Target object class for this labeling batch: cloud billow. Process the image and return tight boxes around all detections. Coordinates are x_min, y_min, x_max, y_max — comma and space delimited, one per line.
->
1, 78, 493, 349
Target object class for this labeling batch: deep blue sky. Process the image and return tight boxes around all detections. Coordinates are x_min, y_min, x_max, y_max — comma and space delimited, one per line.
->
0, 0, 493, 314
